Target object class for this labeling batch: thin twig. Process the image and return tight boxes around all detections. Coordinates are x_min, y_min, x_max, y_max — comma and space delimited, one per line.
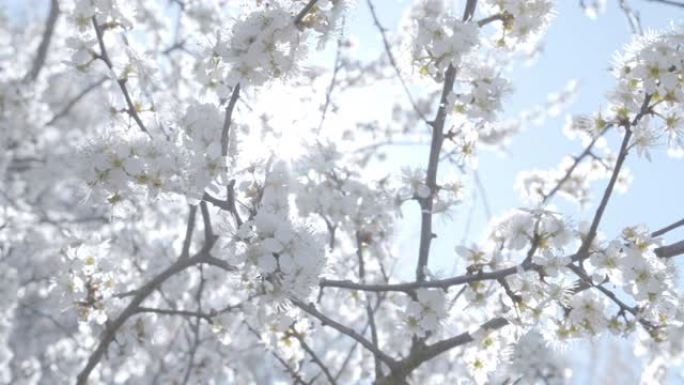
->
576, 95, 651, 262
366, 0, 428, 122
645, 0, 684, 8
92, 16, 152, 137
288, 330, 339, 385
317, 29, 344, 133
541, 126, 611, 204
290, 298, 397, 368
45, 77, 108, 126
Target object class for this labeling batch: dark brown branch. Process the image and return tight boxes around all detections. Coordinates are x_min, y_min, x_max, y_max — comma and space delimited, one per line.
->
25, 0, 60, 81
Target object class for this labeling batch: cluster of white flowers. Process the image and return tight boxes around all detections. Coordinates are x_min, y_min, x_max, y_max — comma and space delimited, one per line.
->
565, 290, 610, 336
220, 7, 305, 88
180, 102, 233, 195
480, 0, 554, 49
463, 326, 517, 384
294, 143, 396, 245
407, 0, 479, 80
489, 209, 571, 252
81, 133, 188, 203
400, 167, 464, 211
82, 102, 233, 202
70, 0, 133, 30
231, 163, 325, 302
589, 226, 674, 309
490, 330, 570, 385
297, 0, 351, 47
401, 288, 447, 338
452, 61, 512, 121
62, 242, 116, 325
610, 26, 684, 157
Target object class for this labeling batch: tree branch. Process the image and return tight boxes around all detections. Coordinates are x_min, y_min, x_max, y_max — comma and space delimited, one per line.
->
416, 64, 457, 282
366, 0, 428, 122
25, 0, 60, 81
655, 239, 684, 259
645, 0, 684, 8
651, 217, 684, 237
91, 16, 152, 137
290, 298, 398, 368
294, 0, 319, 27
576, 95, 651, 262
45, 77, 108, 126
220, 84, 240, 157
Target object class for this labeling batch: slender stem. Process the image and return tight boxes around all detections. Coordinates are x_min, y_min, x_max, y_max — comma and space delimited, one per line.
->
366, 0, 428, 122
576, 95, 651, 261
45, 77, 108, 126
290, 298, 397, 368
91, 16, 152, 137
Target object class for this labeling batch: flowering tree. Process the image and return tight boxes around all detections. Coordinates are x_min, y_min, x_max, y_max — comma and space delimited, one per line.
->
1, 0, 684, 384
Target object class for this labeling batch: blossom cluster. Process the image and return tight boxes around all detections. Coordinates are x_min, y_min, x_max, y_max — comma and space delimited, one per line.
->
82, 102, 231, 202
406, 0, 480, 80
400, 288, 447, 338
220, 7, 305, 88
589, 226, 674, 310
480, 0, 554, 49
229, 163, 325, 303
62, 242, 116, 324
610, 27, 684, 158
